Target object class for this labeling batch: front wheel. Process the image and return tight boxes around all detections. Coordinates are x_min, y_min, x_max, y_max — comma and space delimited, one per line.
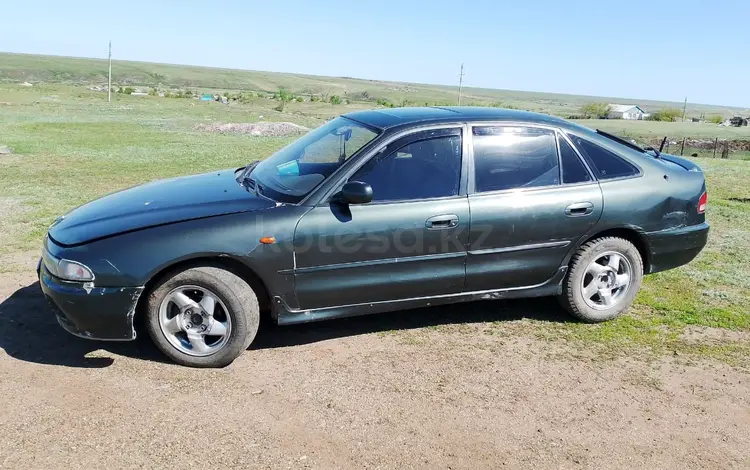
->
558, 237, 643, 322
145, 266, 260, 368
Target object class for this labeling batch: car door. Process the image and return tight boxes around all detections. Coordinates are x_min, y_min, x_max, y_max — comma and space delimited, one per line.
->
465, 125, 603, 291
293, 127, 470, 310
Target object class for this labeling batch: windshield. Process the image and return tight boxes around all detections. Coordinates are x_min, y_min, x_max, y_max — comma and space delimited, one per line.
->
246, 117, 379, 203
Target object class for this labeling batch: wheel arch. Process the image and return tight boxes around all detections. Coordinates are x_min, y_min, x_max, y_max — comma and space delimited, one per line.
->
566, 227, 652, 274
133, 256, 273, 333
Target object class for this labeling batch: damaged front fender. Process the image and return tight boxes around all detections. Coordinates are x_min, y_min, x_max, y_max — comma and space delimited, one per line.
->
39, 263, 144, 341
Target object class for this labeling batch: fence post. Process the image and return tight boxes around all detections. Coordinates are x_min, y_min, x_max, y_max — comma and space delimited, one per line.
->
721, 141, 729, 159
680, 138, 685, 155
713, 138, 718, 158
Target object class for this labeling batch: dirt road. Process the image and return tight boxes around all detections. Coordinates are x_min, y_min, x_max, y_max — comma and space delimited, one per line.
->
1, 270, 748, 469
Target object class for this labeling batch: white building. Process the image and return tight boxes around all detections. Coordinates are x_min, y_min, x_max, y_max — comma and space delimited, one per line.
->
608, 104, 647, 120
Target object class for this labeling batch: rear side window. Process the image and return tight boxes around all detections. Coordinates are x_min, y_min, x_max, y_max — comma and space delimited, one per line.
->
473, 127, 559, 192
558, 135, 592, 184
569, 135, 640, 180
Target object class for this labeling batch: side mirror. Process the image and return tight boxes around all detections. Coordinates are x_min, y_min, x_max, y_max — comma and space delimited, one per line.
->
338, 181, 373, 204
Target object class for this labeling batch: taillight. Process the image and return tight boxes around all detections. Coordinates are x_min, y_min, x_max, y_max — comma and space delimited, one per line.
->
697, 191, 707, 214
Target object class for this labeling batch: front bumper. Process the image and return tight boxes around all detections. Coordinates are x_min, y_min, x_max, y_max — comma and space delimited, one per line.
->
38, 261, 143, 341
646, 222, 710, 273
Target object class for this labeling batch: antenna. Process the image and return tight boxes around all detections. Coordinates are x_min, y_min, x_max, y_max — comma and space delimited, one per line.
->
108, 40, 112, 103
457, 63, 465, 106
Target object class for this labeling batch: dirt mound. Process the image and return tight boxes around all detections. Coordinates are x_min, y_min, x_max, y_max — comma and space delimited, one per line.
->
196, 122, 309, 137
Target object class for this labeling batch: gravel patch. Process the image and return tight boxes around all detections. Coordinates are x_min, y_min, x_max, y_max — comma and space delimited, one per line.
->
196, 122, 309, 136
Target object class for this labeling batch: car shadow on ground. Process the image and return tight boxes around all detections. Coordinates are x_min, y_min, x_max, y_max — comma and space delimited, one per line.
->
0, 281, 573, 368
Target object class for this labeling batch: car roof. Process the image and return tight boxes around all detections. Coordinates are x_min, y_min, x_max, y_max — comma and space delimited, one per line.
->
343, 106, 571, 130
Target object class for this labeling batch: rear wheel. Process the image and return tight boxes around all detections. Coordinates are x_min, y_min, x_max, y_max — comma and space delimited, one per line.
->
146, 266, 259, 368
558, 237, 643, 322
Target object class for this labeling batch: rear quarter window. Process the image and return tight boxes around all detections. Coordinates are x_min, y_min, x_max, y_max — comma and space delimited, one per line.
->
568, 135, 640, 180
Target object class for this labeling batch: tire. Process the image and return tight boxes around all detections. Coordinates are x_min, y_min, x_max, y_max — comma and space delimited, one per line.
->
145, 266, 260, 368
558, 237, 643, 323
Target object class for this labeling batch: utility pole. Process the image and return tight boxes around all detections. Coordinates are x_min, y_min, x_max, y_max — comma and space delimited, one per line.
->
681, 96, 687, 122
457, 63, 465, 106
107, 40, 112, 103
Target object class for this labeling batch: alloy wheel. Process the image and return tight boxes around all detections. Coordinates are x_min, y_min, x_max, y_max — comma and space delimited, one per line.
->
580, 251, 633, 311
158, 285, 232, 356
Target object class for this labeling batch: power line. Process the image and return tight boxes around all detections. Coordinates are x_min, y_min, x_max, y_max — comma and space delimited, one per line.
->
107, 40, 112, 103
457, 63, 465, 106
682, 96, 687, 122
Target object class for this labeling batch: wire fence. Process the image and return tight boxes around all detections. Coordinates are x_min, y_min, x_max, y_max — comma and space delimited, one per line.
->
656, 137, 750, 160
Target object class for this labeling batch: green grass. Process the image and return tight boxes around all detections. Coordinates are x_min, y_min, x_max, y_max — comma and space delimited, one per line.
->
0, 81, 748, 367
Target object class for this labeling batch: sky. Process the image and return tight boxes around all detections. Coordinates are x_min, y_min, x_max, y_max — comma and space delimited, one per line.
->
1, 0, 748, 107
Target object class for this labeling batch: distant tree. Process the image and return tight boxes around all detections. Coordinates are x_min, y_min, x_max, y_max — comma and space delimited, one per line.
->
274, 88, 294, 111
579, 102, 611, 119
647, 108, 682, 122
329, 95, 342, 105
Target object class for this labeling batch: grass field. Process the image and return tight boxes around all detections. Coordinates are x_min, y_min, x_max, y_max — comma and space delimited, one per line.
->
0, 73, 748, 367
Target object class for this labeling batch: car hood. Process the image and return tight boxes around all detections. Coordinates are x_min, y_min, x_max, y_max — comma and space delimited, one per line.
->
48, 169, 276, 247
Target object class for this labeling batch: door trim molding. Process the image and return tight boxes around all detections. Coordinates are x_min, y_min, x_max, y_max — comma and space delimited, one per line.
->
279, 251, 466, 275
468, 240, 570, 256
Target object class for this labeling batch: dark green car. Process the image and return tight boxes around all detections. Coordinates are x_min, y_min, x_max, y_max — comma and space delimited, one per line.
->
39, 107, 709, 367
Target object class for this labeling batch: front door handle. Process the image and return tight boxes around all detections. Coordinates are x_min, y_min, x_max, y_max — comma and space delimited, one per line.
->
565, 202, 594, 217
426, 214, 459, 230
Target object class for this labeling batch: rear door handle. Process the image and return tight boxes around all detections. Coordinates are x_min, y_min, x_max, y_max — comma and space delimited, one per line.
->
565, 202, 594, 217
426, 214, 459, 230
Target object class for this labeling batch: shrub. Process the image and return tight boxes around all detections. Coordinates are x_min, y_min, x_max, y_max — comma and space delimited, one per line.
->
376, 98, 394, 108
329, 95, 342, 105
579, 102, 611, 119
274, 88, 294, 111
708, 115, 724, 124
148, 88, 158, 96
296, 96, 304, 102
647, 108, 682, 122
310, 95, 320, 102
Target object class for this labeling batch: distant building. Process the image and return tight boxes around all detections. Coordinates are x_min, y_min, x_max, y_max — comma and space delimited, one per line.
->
608, 104, 647, 120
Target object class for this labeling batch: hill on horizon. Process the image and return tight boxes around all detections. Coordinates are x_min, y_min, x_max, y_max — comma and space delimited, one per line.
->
1, 51, 746, 118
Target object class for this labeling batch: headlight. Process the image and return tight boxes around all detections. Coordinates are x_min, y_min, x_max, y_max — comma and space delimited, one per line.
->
42, 250, 95, 281
58, 259, 95, 281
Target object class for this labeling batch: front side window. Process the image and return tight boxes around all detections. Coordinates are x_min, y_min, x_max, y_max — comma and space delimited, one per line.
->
568, 135, 640, 180
349, 133, 462, 202
473, 126, 559, 192
248, 117, 379, 203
